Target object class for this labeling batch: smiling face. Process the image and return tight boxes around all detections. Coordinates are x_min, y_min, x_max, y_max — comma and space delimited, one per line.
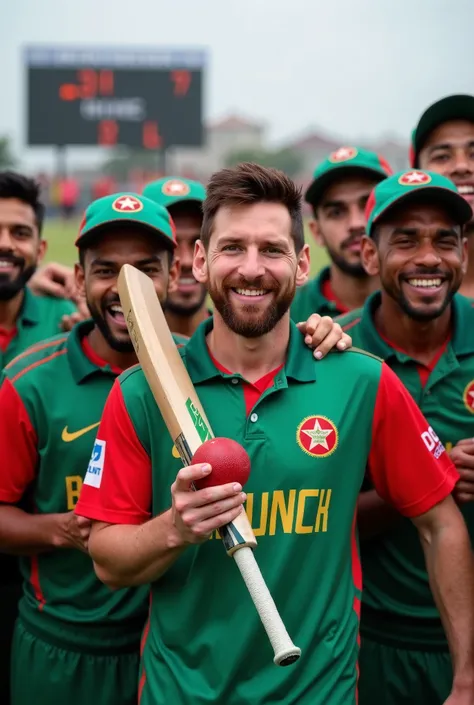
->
311, 175, 379, 277
193, 202, 310, 338
76, 227, 178, 352
419, 120, 474, 222
361, 200, 467, 321
0, 197, 45, 301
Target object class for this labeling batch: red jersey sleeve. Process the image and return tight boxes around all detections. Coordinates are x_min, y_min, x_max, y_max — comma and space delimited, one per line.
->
0, 378, 38, 503
75, 379, 152, 525
368, 363, 458, 518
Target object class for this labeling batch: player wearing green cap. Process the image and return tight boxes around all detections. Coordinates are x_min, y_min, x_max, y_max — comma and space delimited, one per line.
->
143, 176, 211, 337
291, 147, 392, 323
0, 192, 184, 705
410, 94, 474, 299
336, 169, 474, 704
75, 163, 474, 705
0, 170, 76, 703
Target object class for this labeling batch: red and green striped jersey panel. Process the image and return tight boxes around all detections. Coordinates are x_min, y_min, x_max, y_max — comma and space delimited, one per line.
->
0, 321, 149, 649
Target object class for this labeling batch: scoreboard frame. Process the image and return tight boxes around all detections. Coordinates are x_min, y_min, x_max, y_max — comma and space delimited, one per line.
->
25, 45, 206, 150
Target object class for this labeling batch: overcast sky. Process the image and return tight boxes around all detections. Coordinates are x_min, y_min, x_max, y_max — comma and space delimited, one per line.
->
2, 0, 473, 171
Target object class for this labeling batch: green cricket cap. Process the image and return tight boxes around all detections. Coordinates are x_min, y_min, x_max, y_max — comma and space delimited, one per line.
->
75, 193, 176, 249
142, 177, 206, 209
410, 94, 474, 167
305, 146, 393, 206
365, 169, 473, 237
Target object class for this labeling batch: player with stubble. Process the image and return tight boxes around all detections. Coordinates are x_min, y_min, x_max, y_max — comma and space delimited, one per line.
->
291, 147, 392, 322
76, 163, 474, 705
0, 193, 185, 705
337, 169, 474, 705
0, 170, 76, 703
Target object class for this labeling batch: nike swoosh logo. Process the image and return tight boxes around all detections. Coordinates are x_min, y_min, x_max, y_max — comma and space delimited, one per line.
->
61, 422, 100, 443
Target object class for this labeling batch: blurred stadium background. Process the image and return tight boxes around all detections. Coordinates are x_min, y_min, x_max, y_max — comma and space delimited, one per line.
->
8, 41, 415, 277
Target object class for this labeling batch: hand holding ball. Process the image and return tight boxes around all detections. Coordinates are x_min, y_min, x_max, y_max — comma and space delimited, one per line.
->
192, 438, 251, 490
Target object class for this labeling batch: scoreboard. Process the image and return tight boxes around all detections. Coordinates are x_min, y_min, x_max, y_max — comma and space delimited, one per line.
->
25, 46, 206, 149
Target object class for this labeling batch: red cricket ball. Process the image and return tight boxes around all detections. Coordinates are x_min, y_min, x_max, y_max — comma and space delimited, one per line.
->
192, 437, 251, 490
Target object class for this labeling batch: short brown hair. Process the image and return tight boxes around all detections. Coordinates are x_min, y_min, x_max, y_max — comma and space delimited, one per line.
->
201, 162, 305, 251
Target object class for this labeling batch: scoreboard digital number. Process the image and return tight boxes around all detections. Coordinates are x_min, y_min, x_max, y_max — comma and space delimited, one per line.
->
25, 46, 206, 149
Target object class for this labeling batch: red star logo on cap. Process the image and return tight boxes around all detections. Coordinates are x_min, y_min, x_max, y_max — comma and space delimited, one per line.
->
112, 195, 144, 212
398, 171, 432, 186
296, 416, 338, 458
162, 179, 190, 197
329, 147, 358, 163
463, 380, 474, 414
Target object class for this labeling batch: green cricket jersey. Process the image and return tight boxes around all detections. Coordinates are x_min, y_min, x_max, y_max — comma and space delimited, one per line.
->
0, 288, 76, 368
291, 266, 348, 321
76, 318, 457, 704
0, 320, 156, 650
337, 291, 474, 646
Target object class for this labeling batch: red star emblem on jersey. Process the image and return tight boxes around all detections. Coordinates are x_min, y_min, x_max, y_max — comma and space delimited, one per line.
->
329, 147, 358, 163
398, 171, 432, 186
112, 195, 144, 212
463, 380, 474, 414
162, 179, 190, 197
296, 416, 338, 458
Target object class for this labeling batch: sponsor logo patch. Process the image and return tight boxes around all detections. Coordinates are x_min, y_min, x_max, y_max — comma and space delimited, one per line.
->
84, 439, 106, 488
421, 426, 445, 459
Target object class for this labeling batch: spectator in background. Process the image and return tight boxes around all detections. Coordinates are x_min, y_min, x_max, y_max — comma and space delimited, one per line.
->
59, 176, 80, 221
92, 175, 117, 202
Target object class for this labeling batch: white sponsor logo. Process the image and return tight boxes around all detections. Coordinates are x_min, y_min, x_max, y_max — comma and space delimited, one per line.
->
421, 426, 445, 459
84, 439, 106, 488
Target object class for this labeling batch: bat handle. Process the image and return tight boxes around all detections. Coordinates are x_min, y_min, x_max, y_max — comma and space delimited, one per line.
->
232, 547, 301, 666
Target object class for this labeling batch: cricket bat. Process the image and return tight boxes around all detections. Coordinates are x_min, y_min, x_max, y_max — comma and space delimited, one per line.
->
118, 263, 301, 667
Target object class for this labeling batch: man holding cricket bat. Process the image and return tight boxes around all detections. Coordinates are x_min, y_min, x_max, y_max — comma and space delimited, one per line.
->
76, 163, 474, 705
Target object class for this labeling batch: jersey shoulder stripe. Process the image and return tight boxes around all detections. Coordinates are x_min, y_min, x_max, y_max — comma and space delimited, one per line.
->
4, 333, 68, 372
334, 307, 363, 331
118, 363, 142, 385
4, 334, 69, 385
345, 346, 383, 363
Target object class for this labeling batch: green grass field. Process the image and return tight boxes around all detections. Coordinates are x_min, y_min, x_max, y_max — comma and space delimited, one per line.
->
43, 218, 329, 277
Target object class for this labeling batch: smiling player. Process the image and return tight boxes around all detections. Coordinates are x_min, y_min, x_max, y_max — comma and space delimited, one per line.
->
0, 170, 76, 703
76, 163, 474, 705
336, 169, 474, 705
0, 193, 184, 705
